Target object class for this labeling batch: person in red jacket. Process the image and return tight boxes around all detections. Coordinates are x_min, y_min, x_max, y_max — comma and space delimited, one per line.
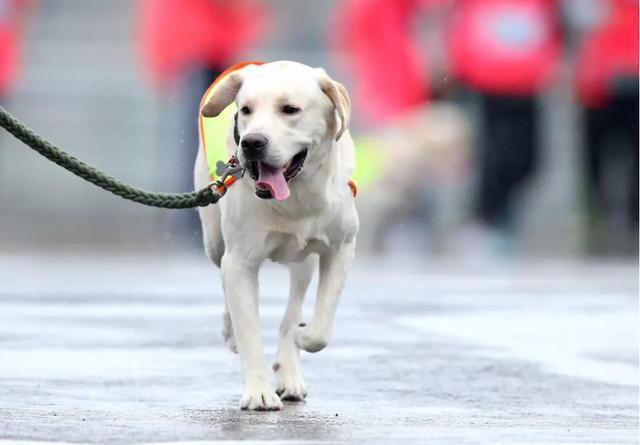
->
137, 0, 269, 244
335, 0, 562, 253
446, 0, 562, 237
138, 0, 267, 90
574, 0, 638, 254
334, 0, 434, 124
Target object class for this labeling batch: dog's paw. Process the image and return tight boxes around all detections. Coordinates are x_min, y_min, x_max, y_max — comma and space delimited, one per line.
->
293, 325, 329, 353
222, 311, 238, 354
274, 361, 307, 402
240, 381, 283, 411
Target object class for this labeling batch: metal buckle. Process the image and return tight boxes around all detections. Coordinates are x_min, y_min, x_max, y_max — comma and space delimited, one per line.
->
208, 155, 244, 197
215, 156, 244, 181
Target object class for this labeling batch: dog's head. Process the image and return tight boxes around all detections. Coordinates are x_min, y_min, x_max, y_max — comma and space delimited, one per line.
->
201, 61, 351, 201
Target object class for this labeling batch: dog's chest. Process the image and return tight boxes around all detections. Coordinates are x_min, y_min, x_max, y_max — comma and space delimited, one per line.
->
265, 229, 330, 264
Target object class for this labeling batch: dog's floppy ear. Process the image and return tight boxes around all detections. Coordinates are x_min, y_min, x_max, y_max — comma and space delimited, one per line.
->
201, 72, 244, 118
317, 70, 351, 141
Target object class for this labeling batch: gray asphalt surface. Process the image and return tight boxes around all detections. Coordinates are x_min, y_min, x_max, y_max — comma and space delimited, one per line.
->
0, 253, 637, 444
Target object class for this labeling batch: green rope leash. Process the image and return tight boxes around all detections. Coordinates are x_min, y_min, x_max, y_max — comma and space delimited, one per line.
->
0, 105, 222, 209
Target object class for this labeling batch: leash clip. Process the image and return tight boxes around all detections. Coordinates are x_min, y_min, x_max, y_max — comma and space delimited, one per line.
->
208, 155, 245, 197
215, 156, 244, 181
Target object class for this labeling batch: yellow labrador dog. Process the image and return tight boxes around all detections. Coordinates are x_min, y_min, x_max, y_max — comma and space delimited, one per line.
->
194, 61, 358, 410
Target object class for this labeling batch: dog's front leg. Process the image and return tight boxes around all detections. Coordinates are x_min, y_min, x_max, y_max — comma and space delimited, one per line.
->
221, 253, 283, 411
294, 242, 355, 353
274, 255, 317, 401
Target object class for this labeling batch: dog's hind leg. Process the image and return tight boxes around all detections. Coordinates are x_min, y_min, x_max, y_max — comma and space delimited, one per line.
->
274, 255, 317, 401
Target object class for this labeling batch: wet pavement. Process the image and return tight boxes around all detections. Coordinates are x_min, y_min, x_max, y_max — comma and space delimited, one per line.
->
0, 253, 637, 444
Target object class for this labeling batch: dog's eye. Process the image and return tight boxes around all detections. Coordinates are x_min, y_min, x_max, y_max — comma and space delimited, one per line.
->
240, 106, 251, 115
281, 105, 300, 115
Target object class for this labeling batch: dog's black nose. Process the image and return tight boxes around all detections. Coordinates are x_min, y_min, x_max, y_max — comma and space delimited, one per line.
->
241, 133, 267, 159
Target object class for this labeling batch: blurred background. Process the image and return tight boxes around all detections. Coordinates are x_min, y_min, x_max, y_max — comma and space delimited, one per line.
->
0, 0, 637, 261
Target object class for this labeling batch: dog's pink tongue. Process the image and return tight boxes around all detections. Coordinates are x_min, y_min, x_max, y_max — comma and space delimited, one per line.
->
257, 163, 290, 200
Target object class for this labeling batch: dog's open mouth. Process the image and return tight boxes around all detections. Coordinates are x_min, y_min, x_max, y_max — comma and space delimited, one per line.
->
248, 149, 307, 201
